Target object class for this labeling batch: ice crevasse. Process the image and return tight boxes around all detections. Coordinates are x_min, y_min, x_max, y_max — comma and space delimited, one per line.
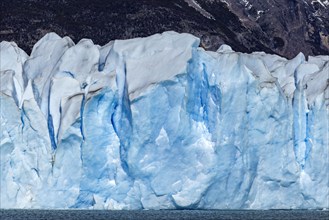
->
0, 31, 328, 209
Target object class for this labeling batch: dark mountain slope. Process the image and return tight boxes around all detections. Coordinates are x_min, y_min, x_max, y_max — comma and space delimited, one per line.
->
0, 0, 328, 58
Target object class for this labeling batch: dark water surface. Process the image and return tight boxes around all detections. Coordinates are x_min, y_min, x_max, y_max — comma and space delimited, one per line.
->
1, 209, 328, 220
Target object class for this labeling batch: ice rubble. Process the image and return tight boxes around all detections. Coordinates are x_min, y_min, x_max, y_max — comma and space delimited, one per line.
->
0, 31, 328, 209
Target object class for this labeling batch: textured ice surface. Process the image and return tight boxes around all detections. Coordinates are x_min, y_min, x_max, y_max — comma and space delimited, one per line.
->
0, 32, 328, 209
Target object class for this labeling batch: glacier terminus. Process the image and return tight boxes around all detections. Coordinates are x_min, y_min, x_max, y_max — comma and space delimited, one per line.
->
0, 32, 328, 209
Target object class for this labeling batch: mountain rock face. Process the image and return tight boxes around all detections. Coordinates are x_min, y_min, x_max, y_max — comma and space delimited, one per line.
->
0, 0, 328, 58
1, 32, 328, 209
220, 0, 329, 58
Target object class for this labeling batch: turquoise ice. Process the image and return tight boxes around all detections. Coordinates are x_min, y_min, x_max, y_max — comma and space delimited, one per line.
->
0, 32, 328, 209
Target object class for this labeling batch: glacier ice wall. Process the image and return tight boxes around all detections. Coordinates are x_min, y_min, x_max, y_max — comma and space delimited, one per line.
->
0, 31, 328, 209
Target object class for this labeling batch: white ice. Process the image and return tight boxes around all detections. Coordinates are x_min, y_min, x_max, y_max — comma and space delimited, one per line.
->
0, 31, 328, 209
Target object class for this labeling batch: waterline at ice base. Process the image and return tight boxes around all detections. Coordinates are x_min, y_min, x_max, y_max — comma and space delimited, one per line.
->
1, 32, 328, 209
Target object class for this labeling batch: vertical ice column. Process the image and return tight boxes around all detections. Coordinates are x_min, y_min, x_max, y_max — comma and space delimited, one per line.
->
293, 75, 312, 169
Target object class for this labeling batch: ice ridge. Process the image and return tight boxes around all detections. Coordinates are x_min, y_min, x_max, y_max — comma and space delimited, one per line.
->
0, 31, 328, 209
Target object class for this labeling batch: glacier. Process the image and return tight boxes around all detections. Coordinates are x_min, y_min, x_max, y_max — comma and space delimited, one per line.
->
0, 31, 328, 209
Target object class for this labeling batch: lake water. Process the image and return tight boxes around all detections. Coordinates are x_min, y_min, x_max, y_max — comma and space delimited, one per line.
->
1, 209, 328, 220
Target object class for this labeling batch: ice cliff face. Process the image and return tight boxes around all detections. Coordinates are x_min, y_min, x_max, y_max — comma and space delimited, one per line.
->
0, 32, 328, 209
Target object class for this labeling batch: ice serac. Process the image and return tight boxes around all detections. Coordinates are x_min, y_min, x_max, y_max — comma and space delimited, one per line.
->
0, 31, 328, 209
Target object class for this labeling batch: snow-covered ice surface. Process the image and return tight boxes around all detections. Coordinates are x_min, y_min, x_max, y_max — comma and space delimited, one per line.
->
0, 31, 328, 209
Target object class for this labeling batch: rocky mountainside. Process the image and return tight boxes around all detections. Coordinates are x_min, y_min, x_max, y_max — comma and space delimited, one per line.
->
0, 0, 328, 58
219, 0, 329, 57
